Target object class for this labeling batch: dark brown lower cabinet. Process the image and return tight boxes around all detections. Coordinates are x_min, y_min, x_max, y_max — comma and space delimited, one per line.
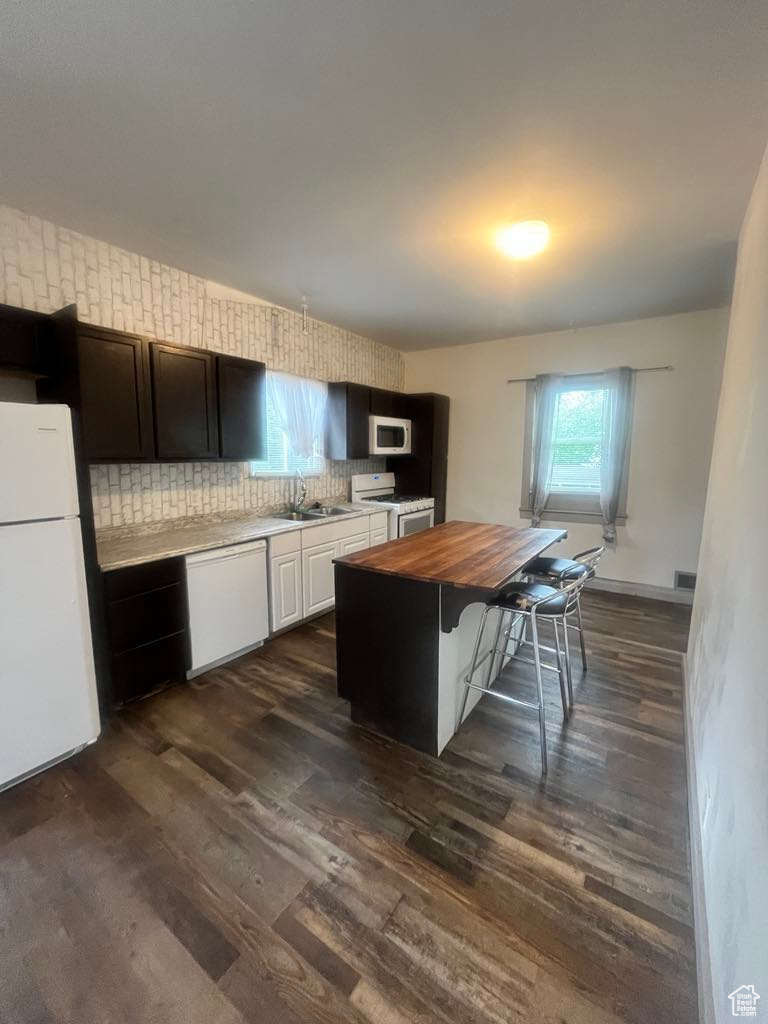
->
103, 557, 190, 705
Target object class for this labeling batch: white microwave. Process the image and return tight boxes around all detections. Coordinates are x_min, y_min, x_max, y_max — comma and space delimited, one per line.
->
369, 415, 412, 455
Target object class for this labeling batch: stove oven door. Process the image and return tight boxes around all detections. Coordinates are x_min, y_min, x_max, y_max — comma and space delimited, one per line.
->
397, 508, 435, 538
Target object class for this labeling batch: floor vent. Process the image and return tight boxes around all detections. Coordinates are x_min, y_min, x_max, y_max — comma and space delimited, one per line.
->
674, 571, 697, 591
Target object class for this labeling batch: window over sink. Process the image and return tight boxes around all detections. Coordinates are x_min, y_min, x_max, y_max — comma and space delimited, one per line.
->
249, 371, 327, 476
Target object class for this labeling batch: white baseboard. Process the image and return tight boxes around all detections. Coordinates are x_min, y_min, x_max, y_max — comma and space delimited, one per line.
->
681, 652, 714, 1024
587, 576, 694, 605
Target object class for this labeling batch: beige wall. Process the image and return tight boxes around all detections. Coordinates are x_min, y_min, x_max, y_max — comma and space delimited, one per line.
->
0, 204, 404, 529
686, 148, 768, 1022
404, 308, 728, 589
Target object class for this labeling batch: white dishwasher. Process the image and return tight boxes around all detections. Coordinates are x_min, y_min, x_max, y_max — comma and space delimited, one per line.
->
185, 539, 269, 678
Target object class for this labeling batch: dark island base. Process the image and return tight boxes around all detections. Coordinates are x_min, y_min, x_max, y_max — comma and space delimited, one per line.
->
335, 564, 442, 756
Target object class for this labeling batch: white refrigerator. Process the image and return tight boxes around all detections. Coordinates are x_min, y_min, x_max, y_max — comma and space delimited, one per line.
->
0, 402, 100, 791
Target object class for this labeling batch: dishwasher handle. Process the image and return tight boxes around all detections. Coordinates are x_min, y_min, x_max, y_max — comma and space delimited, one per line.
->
185, 539, 267, 566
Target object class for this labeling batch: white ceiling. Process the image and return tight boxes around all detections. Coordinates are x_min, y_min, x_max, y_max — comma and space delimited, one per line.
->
1, 1, 767, 349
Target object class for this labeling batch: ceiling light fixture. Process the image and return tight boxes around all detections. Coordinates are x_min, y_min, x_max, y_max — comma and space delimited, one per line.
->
495, 220, 550, 260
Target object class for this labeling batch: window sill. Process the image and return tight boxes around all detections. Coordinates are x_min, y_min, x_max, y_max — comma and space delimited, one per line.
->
520, 507, 627, 526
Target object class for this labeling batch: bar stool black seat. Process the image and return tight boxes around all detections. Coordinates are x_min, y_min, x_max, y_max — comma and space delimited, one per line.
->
524, 557, 592, 582
495, 581, 568, 616
521, 546, 605, 674
457, 577, 588, 774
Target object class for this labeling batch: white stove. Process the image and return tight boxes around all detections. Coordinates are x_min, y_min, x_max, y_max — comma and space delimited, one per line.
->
351, 472, 435, 540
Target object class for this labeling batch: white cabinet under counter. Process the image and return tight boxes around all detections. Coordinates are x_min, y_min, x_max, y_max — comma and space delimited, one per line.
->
339, 531, 370, 556
267, 511, 387, 633
268, 530, 303, 632
369, 510, 389, 547
302, 540, 337, 616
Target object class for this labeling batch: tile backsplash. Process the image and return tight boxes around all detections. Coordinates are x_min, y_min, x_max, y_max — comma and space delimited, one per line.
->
89, 460, 382, 530
0, 205, 403, 528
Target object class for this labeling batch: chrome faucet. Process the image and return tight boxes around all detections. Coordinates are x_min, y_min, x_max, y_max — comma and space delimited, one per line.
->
294, 469, 308, 510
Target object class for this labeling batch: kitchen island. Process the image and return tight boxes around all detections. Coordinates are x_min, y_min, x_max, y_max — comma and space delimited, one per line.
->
334, 520, 566, 756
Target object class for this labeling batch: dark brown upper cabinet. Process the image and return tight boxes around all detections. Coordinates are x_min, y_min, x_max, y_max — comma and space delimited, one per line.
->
370, 387, 414, 420
370, 387, 393, 417
327, 381, 371, 460
0, 303, 53, 376
216, 354, 266, 460
77, 326, 154, 462
150, 342, 219, 460
408, 392, 449, 460
385, 393, 450, 524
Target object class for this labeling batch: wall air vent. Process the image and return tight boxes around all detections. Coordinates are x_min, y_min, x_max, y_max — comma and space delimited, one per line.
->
674, 571, 697, 591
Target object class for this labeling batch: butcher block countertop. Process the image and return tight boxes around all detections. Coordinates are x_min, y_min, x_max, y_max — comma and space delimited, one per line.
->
334, 520, 567, 591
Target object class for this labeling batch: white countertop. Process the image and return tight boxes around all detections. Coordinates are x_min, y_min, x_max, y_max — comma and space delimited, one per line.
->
96, 504, 379, 571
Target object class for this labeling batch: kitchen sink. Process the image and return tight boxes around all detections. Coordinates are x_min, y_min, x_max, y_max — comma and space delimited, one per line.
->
274, 511, 318, 522
304, 506, 354, 517
274, 506, 354, 522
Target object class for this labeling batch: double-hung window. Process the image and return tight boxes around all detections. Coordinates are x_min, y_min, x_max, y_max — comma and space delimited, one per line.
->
249, 371, 328, 476
520, 368, 633, 537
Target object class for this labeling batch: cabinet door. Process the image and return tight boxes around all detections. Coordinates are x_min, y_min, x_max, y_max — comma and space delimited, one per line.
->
150, 343, 219, 459
270, 551, 303, 632
327, 382, 371, 460
302, 541, 338, 616
0, 305, 51, 375
217, 355, 266, 460
392, 391, 416, 419
371, 388, 414, 419
340, 532, 370, 556
370, 388, 393, 416
370, 528, 389, 546
78, 327, 153, 461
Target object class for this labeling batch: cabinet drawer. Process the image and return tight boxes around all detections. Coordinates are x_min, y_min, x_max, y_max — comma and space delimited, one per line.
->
110, 632, 189, 704
106, 582, 187, 654
269, 529, 301, 556
370, 528, 389, 547
369, 511, 389, 532
300, 515, 369, 549
103, 557, 185, 601
339, 532, 370, 556
300, 521, 336, 548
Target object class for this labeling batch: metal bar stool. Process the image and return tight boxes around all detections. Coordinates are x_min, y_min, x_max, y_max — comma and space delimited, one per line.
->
457, 578, 585, 774
524, 546, 605, 672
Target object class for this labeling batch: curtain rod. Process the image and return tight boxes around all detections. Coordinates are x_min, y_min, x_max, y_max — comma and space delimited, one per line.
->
506, 365, 673, 384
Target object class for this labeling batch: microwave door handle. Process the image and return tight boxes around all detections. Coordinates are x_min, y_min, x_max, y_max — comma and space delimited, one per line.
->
403, 425, 410, 450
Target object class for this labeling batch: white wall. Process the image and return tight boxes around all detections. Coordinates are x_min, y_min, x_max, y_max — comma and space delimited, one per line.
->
0, 204, 405, 529
405, 308, 728, 589
686, 148, 768, 1022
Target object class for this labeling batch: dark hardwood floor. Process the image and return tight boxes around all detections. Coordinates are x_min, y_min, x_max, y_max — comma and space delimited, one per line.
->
0, 591, 696, 1024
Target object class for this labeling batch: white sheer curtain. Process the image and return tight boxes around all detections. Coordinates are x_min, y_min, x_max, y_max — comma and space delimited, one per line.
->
599, 366, 633, 543
267, 371, 328, 460
529, 374, 563, 526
